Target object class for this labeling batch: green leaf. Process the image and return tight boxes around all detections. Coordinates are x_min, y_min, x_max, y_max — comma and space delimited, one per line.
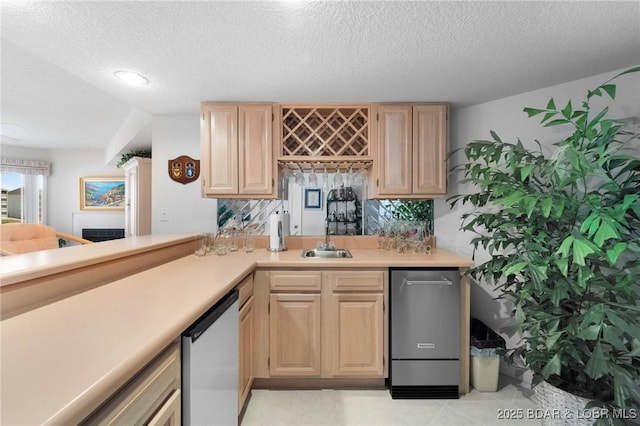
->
572, 238, 597, 266
577, 324, 601, 340
561, 100, 573, 119
503, 262, 528, 276
546, 331, 563, 350
489, 130, 502, 142
515, 302, 525, 324
541, 197, 552, 218
601, 84, 617, 100
544, 119, 570, 127
554, 257, 568, 277
556, 236, 574, 258
546, 98, 556, 110
602, 324, 627, 352
606, 242, 627, 266
588, 88, 602, 98
523, 107, 545, 118
584, 341, 607, 380
593, 217, 619, 247
607, 311, 640, 341
520, 164, 534, 181
541, 353, 561, 378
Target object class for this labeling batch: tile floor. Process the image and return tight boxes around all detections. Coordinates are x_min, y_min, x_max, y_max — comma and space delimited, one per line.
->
241, 377, 541, 425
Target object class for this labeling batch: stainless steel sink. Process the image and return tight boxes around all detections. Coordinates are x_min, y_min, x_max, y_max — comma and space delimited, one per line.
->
301, 248, 353, 259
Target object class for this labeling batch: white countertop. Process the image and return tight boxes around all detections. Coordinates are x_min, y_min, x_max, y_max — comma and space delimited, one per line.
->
1, 239, 472, 425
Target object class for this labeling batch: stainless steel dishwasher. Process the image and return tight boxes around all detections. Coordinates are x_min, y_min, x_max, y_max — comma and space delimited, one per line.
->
182, 288, 239, 425
390, 268, 460, 399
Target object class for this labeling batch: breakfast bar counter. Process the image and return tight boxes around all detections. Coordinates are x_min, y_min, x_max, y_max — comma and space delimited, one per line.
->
0, 236, 473, 425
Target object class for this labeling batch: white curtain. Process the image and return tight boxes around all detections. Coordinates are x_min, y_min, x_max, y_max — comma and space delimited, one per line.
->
1, 158, 50, 224
0, 158, 50, 176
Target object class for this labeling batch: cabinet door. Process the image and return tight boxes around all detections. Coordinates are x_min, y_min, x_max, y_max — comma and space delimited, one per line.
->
327, 293, 384, 377
269, 294, 321, 376
413, 104, 448, 196
201, 104, 238, 195
375, 105, 412, 196
81, 343, 180, 425
239, 296, 254, 413
147, 389, 180, 426
239, 104, 274, 196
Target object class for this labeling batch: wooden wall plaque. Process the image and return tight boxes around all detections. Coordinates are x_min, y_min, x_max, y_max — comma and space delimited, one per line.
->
168, 155, 200, 184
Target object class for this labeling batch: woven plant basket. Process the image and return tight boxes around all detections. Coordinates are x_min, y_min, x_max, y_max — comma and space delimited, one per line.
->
533, 381, 597, 426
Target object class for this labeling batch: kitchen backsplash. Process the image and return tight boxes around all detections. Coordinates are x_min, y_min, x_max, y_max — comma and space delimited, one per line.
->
217, 176, 433, 236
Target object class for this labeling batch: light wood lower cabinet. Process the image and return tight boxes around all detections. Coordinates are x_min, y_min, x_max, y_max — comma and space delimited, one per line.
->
81, 342, 180, 425
324, 270, 387, 378
260, 269, 387, 381
238, 274, 254, 414
269, 293, 322, 376
326, 293, 384, 377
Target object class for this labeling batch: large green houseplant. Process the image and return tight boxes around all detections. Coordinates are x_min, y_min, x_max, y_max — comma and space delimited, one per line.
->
449, 67, 640, 424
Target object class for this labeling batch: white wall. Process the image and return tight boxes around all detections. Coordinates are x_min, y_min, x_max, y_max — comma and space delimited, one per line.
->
434, 66, 640, 384
48, 149, 124, 234
151, 115, 217, 234
1, 145, 124, 235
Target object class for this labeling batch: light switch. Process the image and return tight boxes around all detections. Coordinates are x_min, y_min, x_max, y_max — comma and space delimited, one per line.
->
160, 208, 169, 222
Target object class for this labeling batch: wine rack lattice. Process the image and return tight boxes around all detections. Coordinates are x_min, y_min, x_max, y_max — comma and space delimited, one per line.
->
281, 106, 370, 158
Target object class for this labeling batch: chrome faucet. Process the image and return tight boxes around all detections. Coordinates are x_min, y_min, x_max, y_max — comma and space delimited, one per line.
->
319, 218, 335, 251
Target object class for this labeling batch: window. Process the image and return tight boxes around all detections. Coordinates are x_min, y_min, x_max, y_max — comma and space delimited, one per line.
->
1, 158, 49, 224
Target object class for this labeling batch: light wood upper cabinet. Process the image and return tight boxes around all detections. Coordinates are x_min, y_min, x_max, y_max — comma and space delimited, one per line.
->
201, 103, 276, 198
413, 105, 448, 195
373, 103, 448, 198
375, 105, 412, 196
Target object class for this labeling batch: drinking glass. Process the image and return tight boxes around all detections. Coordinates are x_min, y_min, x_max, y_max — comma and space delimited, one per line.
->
333, 169, 343, 187
243, 230, 255, 253
308, 168, 318, 187
294, 168, 305, 186
322, 166, 329, 191
355, 168, 368, 186
195, 233, 208, 256
214, 230, 230, 255
345, 166, 354, 187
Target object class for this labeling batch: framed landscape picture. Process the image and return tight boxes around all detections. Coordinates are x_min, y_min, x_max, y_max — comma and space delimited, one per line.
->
79, 177, 125, 211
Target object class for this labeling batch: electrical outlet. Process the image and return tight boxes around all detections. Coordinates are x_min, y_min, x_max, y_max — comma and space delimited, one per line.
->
160, 208, 169, 222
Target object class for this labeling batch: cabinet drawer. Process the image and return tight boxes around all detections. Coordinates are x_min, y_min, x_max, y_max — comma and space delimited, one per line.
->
270, 271, 322, 292
81, 342, 180, 425
238, 273, 254, 307
327, 270, 385, 292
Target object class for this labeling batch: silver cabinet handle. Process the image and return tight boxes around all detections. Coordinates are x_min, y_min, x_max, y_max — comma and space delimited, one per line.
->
405, 278, 452, 286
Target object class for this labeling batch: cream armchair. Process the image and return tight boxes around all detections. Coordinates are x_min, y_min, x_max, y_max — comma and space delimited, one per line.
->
0, 223, 93, 256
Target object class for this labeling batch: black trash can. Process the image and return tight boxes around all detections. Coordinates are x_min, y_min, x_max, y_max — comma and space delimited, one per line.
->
470, 318, 506, 391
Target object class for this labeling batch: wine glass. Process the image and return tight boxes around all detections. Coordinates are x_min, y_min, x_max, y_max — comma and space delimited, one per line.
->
308, 167, 318, 187
345, 165, 354, 187
294, 166, 305, 186
355, 168, 368, 185
333, 168, 343, 187
322, 166, 329, 191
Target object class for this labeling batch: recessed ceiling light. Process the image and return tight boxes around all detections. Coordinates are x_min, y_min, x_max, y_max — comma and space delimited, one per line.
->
114, 71, 149, 86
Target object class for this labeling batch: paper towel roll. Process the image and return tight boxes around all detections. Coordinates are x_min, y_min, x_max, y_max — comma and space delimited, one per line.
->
268, 213, 287, 251
282, 213, 290, 237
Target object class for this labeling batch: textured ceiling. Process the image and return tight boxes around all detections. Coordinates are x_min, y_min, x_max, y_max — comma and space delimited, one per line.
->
1, 1, 639, 153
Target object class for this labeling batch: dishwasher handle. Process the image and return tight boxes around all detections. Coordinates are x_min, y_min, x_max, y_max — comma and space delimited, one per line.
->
405, 277, 453, 286
183, 288, 239, 343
